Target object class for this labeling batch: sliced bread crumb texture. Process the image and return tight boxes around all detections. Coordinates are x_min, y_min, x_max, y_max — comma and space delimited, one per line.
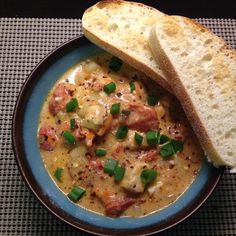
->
149, 15, 236, 168
82, 0, 172, 92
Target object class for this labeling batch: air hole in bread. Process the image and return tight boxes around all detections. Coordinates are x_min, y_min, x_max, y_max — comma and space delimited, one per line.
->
124, 24, 130, 29
108, 23, 118, 31
225, 128, 236, 139
149, 57, 153, 61
204, 39, 213, 45
170, 47, 179, 52
208, 93, 214, 99
212, 104, 219, 109
207, 114, 213, 119
217, 130, 222, 135
195, 89, 202, 95
202, 54, 212, 61
227, 151, 233, 157
180, 51, 188, 57
220, 89, 226, 95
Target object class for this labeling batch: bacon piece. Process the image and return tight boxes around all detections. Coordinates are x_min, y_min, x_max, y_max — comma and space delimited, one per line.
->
105, 198, 135, 217
168, 122, 188, 141
74, 128, 95, 147
125, 103, 159, 132
38, 126, 58, 151
142, 149, 158, 162
91, 81, 104, 92
94, 189, 135, 217
88, 158, 103, 171
111, 144, 124, 158
48, 83, 75, 116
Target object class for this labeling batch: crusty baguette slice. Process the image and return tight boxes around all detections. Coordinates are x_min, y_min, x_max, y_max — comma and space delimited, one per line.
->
149, 15, 236, 170
82, 0, 172, 92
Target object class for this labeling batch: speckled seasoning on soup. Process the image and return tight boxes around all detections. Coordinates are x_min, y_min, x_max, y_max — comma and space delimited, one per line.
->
38, 53, 204, 218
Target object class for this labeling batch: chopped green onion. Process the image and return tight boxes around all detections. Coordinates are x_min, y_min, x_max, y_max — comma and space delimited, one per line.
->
110, 103, 120, 115
104, 159, 118, 175
160, 139, 184, 158
63, 131, 76, 144
160, 142, 174, 158
116, 125, 128, 139
67, 186, 86, 202
109, 56, 123, 72
146, 130, 159, 145
104, 82, 116, 95
95, 149, 107, 157
147, 95, 158, 106
114, 165, 125, 181
140, 169, 157, 185
159, 134, 170, 144
54, 168, 63, 182
129, 81, 135, 93
171, 139, 184, 153
70, 118, 76, 129
135, 132, 143, 145
66, 98, 78, 112
121, 109, 130, 116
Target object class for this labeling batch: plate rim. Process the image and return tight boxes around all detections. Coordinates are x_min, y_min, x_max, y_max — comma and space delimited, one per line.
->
12, 35, 223, 236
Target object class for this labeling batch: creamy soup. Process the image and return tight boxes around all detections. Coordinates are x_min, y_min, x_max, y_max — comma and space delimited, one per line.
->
38, 53, 204, 217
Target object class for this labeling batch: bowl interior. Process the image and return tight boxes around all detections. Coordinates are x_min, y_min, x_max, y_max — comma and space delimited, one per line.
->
13, 36, 222, 235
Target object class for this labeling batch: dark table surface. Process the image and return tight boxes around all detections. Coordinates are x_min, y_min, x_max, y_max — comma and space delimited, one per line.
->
1, 0, 236, 19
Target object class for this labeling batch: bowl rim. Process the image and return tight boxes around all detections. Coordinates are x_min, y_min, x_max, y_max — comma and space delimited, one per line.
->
12, 35, 223, 236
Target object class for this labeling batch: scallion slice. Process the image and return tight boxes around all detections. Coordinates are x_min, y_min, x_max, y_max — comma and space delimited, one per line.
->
70, 118, 76, 129
67, 186, 86, 202
54, 168, 63, 182
116, 125, 128, 139
135, 132, 143, 145
104, 159, 118, 175
114, 166, 125, 181
140, 169, 157, 185
129, 81, 135, 93
146, 130, 159, 145
109, 56, 123, 72
104, 82, 116, 95
63, 131, 76, 144
110, 103, 120, 115
171, 139, 184, 153
159, 134, 170, 144
147, 95, 158, 106
160, 142, 174, 158
66, 98, 78, 112
95, 149, 107, 157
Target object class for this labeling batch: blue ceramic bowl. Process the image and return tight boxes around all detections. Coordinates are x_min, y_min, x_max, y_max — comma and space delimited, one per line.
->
12, 36, 222, 235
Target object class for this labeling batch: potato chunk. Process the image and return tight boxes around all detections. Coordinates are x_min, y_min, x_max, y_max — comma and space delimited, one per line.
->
79, 104, 106, 132
121, 162, 147, 193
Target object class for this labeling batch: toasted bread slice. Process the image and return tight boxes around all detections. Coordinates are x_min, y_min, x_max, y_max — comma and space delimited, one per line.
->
82, 0, 172, 92
149, 15, 236, 170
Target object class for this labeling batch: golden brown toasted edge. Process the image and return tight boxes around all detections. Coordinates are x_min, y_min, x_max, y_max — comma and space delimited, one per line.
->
149, 15, 235, 168
89, 0, 161, 13
82, 0, 173, 93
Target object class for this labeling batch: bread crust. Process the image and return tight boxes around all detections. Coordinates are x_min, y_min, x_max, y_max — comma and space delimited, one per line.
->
82, 0, 173, 93
149, 16, 236, 167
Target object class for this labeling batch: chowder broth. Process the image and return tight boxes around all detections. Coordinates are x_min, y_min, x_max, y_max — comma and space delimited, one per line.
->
38, 53, 204, 217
